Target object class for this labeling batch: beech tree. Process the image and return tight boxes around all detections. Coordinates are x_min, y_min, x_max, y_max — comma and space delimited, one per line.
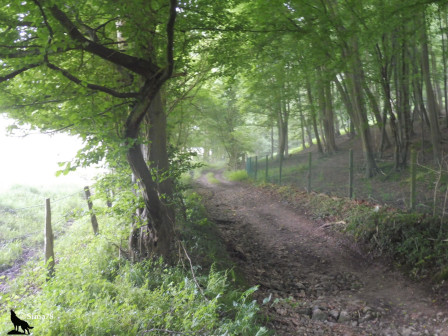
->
0, 0, 181, 259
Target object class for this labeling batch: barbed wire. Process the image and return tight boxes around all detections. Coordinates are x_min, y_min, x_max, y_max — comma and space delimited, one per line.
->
0, 188, 86, 214
0, 187, 92, 248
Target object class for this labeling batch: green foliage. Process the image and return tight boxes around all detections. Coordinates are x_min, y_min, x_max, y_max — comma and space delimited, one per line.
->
350, 210, 448, 278
224, 170, 249, 182
0, 241, 22, 269
180, 191, 233, 270
0, 187, 268, 335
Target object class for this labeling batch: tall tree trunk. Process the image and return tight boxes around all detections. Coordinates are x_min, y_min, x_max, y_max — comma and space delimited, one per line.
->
420, 11, 442, 163
364, 81, 391, 148
298, 92, 307, 149
439, 6, 448, 127
334, 76, 356, 138
344, 36, 378, 177
277, 99, 288, 160
317, 70, 337, 153
306, 77, 324, 153
145, 90, 174, 197
392, 25, 412, 170
324, 79, 338, 152
306, 122, 313, 147
430, 48, 444, 115
126, 85, 175, 262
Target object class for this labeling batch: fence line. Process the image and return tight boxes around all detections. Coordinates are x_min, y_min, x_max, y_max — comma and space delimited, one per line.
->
246, 149, 446, 214
0, 185, 101, 277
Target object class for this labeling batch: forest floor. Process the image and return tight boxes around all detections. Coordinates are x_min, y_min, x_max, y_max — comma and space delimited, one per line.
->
195, 170, 448, 336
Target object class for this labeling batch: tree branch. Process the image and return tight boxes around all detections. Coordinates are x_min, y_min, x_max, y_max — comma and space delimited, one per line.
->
0, 63, 42, 83
179, 27, 304, 33
47, 3, 159, 77
124, 0, 179, 138
32, 0, 54, 38
46, 61, 139, 98
45, 101, 130, 134
160, 0, 177, 83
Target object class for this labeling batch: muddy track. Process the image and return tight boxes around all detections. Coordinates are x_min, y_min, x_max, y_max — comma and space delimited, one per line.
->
195, 171, 448, 336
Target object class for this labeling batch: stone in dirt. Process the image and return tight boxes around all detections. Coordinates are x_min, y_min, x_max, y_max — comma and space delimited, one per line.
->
338, 310, 351, 323
329, 309, 339, 320
312, 308, 327, 321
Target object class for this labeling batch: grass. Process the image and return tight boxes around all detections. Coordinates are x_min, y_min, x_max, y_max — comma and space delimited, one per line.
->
0, 184, 85, 270
0, 185, 269, 335
224, 170, 249, 182
205, 172, 220, 184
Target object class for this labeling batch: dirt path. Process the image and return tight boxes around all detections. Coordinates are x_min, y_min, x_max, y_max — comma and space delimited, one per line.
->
195, 171, 448, 336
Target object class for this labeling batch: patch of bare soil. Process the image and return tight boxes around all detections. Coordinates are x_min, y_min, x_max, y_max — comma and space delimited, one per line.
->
195, 171, 448, 335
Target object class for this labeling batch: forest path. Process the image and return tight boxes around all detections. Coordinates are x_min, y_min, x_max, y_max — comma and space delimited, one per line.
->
195, 170, 448, 336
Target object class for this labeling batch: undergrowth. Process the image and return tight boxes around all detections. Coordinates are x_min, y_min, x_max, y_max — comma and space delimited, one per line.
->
0, 186, 269, 335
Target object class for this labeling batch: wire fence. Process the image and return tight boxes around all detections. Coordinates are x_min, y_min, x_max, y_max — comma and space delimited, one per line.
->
246, 149, 445, 215
0, 186, 98, 273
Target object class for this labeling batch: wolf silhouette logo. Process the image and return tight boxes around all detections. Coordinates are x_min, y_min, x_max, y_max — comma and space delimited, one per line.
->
9, 310, 34, 334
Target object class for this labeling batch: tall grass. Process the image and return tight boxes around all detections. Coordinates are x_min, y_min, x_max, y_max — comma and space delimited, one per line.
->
0, 184, 85, 269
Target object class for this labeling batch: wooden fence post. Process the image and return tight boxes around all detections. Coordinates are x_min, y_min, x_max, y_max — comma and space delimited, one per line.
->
349, 149, 354, 199
307, 152, 312, 193
84, 186, 99, 235
45, 198, 55, 279
265, 155, 269, 182
410, 149, 417, 210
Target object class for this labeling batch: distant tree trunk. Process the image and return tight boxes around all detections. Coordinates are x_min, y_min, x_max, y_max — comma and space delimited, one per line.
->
277, 98, 288, 160
375, 38, 401, 163
334, 76, 356, 138
306, 77, 324, 154
364, 80, 391, 148
318, 70, 337, 153
285, 98, 290, 158
298, 92, 307, 149
420, 11, 442, 163
392, 25, 412, 170
440, 7, 448, 127
344, 36, 378, 177
430, 48, 443, 115
411, 43, 430, 128
306, 122, 313, 147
